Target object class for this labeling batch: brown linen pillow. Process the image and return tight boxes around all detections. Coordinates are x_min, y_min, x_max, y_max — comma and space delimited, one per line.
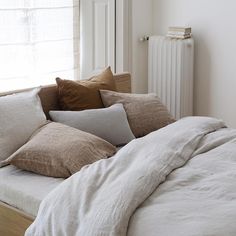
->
56, 67, 117, 111
7, 122, 116, 178
100, 90, 175, 137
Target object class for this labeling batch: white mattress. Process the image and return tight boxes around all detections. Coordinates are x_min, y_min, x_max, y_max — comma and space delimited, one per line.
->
0, 165, 64, 217
0, 147, 124, 218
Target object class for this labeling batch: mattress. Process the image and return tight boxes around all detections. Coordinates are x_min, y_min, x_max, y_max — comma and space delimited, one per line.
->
0, 165, 64, 217
0, 146, 124, 217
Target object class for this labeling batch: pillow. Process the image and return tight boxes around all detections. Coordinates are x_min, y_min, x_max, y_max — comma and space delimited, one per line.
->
56, 67, 116, 111
49, 104, 135, 146
0, 88, 46, 167
100, 90, 175, 137
7, 122, 116, 178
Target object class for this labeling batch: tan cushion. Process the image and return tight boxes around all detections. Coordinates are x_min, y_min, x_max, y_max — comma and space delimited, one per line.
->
56, 67, 117, 111
100, 90, 176, 137
8, 122, 116, 178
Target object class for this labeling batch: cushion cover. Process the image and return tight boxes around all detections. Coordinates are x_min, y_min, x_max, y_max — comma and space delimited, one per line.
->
7, 122, 116, 178
50, 104, 135, 146
0, 88, 46, 166
100, 90, 175, 137
56, 67, 116, 111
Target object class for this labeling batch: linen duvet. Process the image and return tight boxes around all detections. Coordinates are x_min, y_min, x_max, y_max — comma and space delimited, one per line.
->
26, 117, 236, 236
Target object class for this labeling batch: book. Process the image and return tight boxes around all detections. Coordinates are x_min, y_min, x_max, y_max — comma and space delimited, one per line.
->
168, 27, 191, 34
167, 31, 191, 36
166, 34, 191, 39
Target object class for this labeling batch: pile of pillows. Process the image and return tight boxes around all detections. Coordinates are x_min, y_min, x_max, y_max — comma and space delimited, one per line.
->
0, 67, 175, 178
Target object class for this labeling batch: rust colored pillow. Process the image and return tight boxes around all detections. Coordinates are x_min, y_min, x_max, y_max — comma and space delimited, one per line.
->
56, 67, 117, 111
7, 122, 116, 178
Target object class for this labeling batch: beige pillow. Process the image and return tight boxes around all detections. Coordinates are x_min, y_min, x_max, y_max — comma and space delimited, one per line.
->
56, 67, 117, 111
7, 122, 116, 178
100, 90, 175, 137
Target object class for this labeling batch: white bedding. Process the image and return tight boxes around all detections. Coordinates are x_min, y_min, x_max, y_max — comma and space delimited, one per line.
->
0, 165, 63, 216
26, 116, 236, 236
128, 127, 236, 235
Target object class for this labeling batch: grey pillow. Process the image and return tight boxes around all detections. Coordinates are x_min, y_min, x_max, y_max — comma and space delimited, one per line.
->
50, 104, 135, 146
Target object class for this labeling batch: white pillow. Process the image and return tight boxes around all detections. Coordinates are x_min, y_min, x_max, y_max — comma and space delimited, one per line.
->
50, 104, 135, 146
0, 88, 47, 166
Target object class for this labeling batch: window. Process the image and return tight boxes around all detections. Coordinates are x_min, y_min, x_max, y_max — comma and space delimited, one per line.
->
0, 0, 79, 92
80, 0, 115, 79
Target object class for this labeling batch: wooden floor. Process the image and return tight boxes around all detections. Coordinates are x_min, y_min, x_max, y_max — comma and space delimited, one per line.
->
0, 202, 33, 236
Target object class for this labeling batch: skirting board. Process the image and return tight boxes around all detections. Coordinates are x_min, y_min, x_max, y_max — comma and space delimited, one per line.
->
0, 201, 34, 236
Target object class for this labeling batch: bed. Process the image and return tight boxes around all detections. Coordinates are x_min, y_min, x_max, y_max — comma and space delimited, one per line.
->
25, 117, 236, 236
2, 72, 236, 236
0, 73, 131, 236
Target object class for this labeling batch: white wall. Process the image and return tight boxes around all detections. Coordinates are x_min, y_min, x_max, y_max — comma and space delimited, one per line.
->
153, 0, 236, 127
129, 0, 153, 93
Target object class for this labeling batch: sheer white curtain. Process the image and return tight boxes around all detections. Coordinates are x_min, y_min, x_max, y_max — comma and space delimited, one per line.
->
0, 0, 79, 92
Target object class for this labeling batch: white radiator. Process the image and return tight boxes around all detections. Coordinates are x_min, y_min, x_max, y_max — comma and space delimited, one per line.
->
148, 36, 194, 119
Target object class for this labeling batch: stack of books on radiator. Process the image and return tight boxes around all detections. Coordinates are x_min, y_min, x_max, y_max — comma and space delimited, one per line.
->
167, 27, 192, 39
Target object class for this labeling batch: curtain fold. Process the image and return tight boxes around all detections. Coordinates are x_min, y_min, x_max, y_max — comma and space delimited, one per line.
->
0, 0, 80, 92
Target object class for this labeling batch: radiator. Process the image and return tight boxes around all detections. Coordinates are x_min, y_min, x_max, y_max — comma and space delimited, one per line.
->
148, 36, 194, 119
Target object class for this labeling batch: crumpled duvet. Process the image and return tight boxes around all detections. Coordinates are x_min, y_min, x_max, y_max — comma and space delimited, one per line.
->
26, 116, 236, 236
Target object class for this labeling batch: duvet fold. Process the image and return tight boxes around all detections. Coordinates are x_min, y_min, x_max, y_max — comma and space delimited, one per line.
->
25, 117, 226, 236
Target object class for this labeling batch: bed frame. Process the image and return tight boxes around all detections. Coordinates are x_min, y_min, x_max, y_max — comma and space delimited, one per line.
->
0, 73, 131, 236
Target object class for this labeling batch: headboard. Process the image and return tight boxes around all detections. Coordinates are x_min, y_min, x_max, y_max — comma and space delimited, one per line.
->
0, 73, 131, 119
